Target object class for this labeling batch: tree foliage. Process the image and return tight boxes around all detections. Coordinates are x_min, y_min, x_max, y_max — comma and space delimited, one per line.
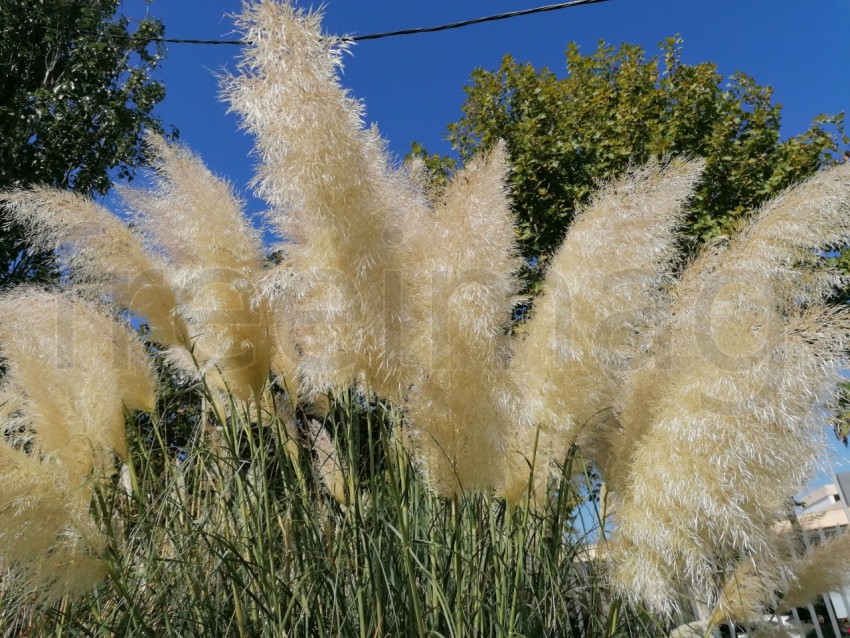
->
0, 0, 168, 286
414, 38, 848, 285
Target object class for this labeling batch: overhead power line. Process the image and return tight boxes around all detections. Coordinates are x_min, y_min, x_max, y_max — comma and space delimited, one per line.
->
348, 0, 610, 42
126, 0, 611, 46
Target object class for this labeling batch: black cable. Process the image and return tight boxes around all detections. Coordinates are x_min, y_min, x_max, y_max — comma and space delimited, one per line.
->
346, 0, 610, 42
121, 0, 611, 46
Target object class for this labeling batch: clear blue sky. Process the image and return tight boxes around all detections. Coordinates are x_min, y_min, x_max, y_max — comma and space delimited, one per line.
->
117, 0, 850, 487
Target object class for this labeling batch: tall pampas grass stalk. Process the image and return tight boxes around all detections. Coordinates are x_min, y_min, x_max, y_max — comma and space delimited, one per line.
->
404, 142, 522, 496
224, 0, 427, 401
0, 188, 189, 347
120, 134, 274, 402
0, 288, 156, 601
505, 159, 704, 501
608, 162, 850, 612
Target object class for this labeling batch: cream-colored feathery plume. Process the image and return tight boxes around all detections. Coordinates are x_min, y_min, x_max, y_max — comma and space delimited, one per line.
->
270, 319, 301, 402
0, 188, 188, 347
120, 134, 274, 401
778, 531, 850, 611
605, 235, 731, 493
609, 163, 850, 612
704, 529, 850, 630
0, 383, 24, 425
0, 288, 156, 478
127, 134, 265, 277
504, 160, 703, 500
610, 307, 850, 612
404, 143, 522, 497
705, 529, 849, 635
0, 289, 156, 600
723, 162, 850, 308
0, 440, 107, 601
224, 1, 425, 400
709, 560, 784, 628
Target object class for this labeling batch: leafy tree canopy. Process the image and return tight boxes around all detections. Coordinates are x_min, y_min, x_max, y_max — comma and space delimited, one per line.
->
413, 37, 848, 286
0, 0, 168, 285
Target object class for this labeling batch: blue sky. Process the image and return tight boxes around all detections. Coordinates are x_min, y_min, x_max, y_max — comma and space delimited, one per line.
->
117, 0, 850, 486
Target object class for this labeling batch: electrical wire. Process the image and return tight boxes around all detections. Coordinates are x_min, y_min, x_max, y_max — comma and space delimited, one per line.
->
348, 0, 609, 42
121, 0, 611, 46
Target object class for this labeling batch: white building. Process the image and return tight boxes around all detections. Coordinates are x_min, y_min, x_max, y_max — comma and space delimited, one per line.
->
791, 473, 850, 636
797, 481, 850, 534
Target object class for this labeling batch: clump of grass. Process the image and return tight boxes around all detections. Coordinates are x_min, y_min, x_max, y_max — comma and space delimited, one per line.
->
1, 1, 849, 634
7, 390, 659, 637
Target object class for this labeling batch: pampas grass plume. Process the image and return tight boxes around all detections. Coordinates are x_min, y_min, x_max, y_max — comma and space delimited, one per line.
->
404, 142, 522, 496
0, 289, 156, 472
224, 1, 425, 400
121, 134, 274, 401
779, 531, 850, 611
609, 163, 850, 612
0, 289, 156, 600
0, 441, 108, 600
0, 188, 188, 348
504, 159, 703, 500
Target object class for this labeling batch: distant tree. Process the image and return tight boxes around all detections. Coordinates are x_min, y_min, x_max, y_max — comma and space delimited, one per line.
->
413, 38, 848, 289
0, 0, 169, 286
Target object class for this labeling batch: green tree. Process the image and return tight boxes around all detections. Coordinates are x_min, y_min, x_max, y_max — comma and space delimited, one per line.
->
0, 0, 168, 286
413, 38, 848, 287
